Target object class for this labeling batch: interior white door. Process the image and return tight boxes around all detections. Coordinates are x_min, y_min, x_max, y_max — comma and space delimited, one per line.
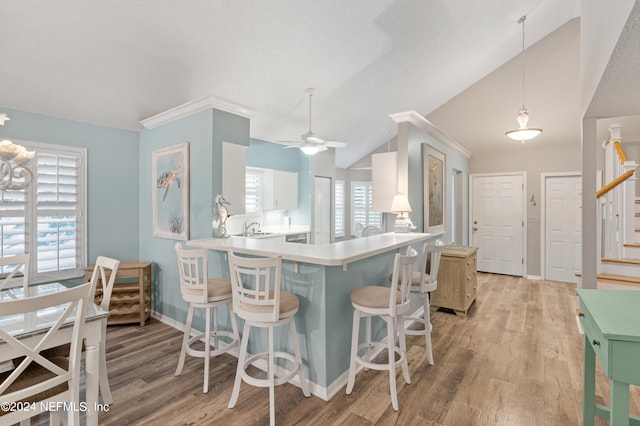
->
545, 175, 582, 283
313, 176, 331, 245
471, 174, 524, 276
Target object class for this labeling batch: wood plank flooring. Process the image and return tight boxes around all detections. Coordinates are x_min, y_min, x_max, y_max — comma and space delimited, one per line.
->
34, 273, 640, 425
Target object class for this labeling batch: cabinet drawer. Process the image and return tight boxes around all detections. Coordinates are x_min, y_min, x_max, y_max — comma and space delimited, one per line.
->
579, 301, 609, 373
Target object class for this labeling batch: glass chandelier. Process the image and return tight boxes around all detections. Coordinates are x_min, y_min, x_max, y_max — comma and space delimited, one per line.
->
0, 113, 36, 190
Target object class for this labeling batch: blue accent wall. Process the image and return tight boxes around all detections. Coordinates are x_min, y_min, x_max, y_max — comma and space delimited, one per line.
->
138, 109, 250, 326
0, 107, 140, 263
407, 124, 469, 245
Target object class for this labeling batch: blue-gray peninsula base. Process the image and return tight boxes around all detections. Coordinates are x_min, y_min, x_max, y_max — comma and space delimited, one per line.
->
188, 232, 431, 400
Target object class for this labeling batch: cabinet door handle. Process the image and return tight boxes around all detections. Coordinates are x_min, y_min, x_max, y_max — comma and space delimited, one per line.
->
578, 312, 584, 318
592, 339, 600, 346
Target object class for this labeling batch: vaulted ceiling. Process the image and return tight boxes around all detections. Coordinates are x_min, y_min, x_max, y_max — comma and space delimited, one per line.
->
0, 1, 588, 167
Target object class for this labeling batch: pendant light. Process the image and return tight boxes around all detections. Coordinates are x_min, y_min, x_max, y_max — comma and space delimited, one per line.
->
506, 15, 542, 143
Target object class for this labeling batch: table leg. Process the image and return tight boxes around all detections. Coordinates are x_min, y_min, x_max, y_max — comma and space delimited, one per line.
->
85, 322, 102, 426
583, 335, 596, 426
610, 379, 630, 425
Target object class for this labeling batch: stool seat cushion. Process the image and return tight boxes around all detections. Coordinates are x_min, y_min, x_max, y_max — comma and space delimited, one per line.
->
181, 278, 232, 302
239, 290, 299, 318
351, 286, 401, 309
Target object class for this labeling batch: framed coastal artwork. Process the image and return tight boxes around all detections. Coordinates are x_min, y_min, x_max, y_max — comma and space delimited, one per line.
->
152, 142, 189, 240
423, 144, 445, 235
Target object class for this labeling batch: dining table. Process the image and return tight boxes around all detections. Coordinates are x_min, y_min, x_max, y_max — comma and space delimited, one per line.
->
0, 281, 109, 425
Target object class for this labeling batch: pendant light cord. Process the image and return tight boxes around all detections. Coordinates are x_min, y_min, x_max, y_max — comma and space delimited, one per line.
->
519, 15, 527, 110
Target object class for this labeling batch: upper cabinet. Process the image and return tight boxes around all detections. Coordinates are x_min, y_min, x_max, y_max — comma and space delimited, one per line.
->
371, 151, 398, 212
222, 142, 247, 215
264, 169, 298, 211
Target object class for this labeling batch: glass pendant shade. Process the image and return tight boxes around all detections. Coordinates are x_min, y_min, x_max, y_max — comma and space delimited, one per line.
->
300, 145, 321, 155
506, 109, 543, 141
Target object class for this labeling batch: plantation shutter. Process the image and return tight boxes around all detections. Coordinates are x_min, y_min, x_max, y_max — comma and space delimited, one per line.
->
334, 180, 344, 238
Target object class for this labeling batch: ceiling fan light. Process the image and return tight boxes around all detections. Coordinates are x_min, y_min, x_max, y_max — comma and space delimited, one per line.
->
300, 145, 321, 155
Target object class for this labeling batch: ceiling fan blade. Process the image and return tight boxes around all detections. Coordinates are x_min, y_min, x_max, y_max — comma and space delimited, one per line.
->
282, 144, 301, 149
276, 140, 303, 146
306, 135, 325, 144
325, 140, 347, 148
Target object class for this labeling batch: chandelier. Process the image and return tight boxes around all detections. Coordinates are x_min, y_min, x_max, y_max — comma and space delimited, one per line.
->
505, 15, 543, 143
0, 113, 36, 190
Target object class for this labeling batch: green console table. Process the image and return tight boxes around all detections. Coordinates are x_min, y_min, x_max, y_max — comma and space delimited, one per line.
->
578, 289, 640, 425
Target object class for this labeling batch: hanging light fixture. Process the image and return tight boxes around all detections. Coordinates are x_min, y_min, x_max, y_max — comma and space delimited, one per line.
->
0, 113, 36, 190
506, 15, 542, 143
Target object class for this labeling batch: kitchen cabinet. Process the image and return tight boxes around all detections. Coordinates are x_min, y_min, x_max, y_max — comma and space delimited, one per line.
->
371, 151, 397, 212
264, 169, 298, 211
431, 245, 478, 316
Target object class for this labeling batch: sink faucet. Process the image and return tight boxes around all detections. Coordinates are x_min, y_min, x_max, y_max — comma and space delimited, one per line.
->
244, 221, 259, 234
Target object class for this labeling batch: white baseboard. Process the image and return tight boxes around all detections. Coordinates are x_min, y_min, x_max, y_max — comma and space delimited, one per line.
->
525, 275, 541, 280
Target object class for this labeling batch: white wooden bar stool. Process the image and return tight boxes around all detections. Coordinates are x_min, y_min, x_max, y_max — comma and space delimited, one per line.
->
390, 240, 443, 365
174, 242, 239, 393
227, 252, 310, 426
346, 246, 418, 411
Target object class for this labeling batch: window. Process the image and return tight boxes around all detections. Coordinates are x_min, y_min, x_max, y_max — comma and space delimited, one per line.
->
0, 140, 86, 283
351, 181, 381, 230
245, 168, 263, 213
334, 180, 344, 238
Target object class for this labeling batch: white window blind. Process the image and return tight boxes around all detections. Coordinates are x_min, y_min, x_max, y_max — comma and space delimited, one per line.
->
335, 180, 344, 238
0, 141, 86, 282
351, 181, 381, 230
245, 168, 263, 213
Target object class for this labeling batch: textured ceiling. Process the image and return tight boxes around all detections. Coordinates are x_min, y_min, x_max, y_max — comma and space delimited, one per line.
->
0, 0, 582, 168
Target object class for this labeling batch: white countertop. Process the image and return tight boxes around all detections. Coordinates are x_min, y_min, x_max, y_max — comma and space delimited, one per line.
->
188, 232, 431, 267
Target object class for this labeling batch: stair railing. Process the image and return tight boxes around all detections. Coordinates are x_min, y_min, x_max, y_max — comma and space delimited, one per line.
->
598, 124, 637, 260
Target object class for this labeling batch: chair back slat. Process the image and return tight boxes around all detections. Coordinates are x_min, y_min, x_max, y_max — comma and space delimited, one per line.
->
89, 256, 121, 311
0, 281, 91, 409
0, 254, 30, 296
175, 242, 209, 303
389, 246, 418, 316
419, 240, 444, 292
228, 252, 281, 323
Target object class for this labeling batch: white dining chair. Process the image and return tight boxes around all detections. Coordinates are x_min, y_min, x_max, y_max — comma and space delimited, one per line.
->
346, 246, 418, 411
42, 256, 120, 405
227, 251, 310, 426
0, 281, 92, 426
0, 254, 30, 297
174, 243, 239, 393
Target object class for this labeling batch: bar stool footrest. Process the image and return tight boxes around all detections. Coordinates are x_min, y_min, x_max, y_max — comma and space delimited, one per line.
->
355, 341, 406, 372
241, 351, 301, 388
403, 316, 432, 336
186, 330, 238, 358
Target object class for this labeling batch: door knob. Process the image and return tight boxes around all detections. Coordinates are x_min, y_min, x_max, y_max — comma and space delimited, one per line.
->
473, 227, 478, 231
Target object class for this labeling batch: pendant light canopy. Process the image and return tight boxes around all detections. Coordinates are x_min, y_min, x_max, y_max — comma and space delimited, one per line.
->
506, 15, 542, 143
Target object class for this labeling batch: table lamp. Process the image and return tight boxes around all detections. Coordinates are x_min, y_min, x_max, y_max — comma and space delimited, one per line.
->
391, 194, 415, 233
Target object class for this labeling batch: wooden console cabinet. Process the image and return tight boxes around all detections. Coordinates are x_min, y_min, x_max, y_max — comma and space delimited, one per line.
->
84, 261, 153, 326
431, 246, 478, 316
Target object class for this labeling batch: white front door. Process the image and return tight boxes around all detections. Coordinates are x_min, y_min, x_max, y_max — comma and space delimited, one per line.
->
313, 176, 332, 245
544, 175, 582, 283
471, 174, 524, 276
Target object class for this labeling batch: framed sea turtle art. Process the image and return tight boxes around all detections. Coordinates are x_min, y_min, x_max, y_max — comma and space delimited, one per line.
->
152, 142, 189, 240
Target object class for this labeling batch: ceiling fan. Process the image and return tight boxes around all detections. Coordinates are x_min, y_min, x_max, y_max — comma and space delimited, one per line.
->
279, 88, 348, 155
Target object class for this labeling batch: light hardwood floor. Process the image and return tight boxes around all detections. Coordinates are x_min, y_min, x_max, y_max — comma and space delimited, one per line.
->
35, 273, 640, 425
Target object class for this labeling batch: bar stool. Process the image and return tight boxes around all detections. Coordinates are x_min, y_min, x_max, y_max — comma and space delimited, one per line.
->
390, 240, 443, 365
174, 242, 239, 393
227, 251, 310, 426
346, 246, 418, 411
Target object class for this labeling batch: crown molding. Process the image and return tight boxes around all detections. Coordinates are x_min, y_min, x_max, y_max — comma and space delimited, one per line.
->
140, 96, 258, 129
389, 110, 472, 158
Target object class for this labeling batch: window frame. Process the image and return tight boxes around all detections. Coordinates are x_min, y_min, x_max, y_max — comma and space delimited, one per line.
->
0, 139, 87, 283
350, 180, 382, 231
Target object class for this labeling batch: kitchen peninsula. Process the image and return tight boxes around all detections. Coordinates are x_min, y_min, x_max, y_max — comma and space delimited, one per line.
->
188, 232, 431, 400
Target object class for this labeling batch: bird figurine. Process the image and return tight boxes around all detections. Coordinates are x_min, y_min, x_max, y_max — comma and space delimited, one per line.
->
156, 164, 181, 201
212, 194, 230, 238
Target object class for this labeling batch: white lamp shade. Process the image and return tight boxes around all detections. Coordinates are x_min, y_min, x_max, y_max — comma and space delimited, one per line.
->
390, 194, 412, 213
